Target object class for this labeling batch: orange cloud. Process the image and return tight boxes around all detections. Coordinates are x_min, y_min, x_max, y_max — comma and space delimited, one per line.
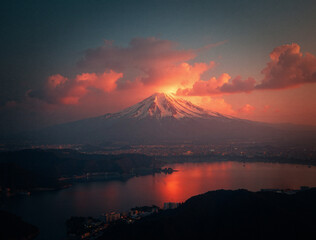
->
76, 37, 220, 93
29, 37, 219, 105
177, 73, 230, 95
78, 37, 196, 73
145, 61, 215, 92
176, 74, 256, 96
257, 43, 316, 89
220, 76, 256, 93
75, 71, 122, 92
28, 70, 123, 104
47, 74, 68, 88
178, 43, 316, 97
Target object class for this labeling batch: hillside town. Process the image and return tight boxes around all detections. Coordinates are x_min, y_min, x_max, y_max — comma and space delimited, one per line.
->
67, 203, 181, 240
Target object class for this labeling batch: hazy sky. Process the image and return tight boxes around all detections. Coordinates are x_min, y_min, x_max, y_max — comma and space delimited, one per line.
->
1, 0, 316, 135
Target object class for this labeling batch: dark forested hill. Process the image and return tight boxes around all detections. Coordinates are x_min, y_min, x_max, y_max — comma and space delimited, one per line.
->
0, 210, 39, 240
101, 189, 316, 240
0, 149, 153, 192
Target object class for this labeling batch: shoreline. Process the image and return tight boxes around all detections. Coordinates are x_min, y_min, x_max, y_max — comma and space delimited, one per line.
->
156, 155, 316, 167
1, 158, 314, 198
0, 167, 177, 197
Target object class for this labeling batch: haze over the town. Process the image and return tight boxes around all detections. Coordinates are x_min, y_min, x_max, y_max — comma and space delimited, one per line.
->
1, 0, 316, 137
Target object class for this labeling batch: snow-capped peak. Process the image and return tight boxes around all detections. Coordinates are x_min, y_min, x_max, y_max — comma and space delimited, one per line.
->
104, 92, 229, 120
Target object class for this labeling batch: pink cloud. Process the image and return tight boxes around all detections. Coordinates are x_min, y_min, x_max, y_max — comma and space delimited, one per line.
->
75, 71, 122, 92
77, 37, 220, 91
144, 61, 215, 91
176, 73, 230, 95
176, 74, 256, 96
219, 76, 256, 93
28, 37, 221, 105
256, 43, 316, 89
77, 37, 196, 73
47, 74, 68, 88
177, 43, 316, 97
29, 70, 123, 104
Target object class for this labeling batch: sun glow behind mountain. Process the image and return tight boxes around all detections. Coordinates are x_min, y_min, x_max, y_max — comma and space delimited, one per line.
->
157, 86, 179, 94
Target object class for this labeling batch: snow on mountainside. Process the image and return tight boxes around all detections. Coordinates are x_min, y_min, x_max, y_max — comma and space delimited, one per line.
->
31, 92, 294, 145
103, 92, 230, 120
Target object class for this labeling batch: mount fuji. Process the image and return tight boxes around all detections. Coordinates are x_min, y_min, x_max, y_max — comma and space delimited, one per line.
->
103, 92, 231, 120
32, 93, 286, 144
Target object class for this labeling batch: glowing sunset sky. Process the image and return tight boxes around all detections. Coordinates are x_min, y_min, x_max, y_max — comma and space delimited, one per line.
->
0, 0, 316, 135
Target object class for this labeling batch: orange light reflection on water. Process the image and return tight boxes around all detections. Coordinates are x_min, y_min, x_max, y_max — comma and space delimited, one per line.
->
157, 162, 235, 203
71, 162, 316, 212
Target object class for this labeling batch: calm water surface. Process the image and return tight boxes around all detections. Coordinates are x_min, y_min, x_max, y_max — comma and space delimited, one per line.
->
2, 161, 316, 240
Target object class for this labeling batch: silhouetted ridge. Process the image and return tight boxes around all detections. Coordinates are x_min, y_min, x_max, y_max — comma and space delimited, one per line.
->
101, 189, 316, 240
0, 210, 39, 240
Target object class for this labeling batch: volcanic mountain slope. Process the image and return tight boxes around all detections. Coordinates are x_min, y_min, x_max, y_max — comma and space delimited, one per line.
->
104, 92, 229, 120
33, 93, 286, 144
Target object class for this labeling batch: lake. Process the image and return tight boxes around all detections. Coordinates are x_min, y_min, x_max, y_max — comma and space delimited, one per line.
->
2, 161, 316, 240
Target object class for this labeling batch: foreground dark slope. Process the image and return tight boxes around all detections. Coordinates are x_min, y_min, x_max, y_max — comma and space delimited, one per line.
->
0, 210, 39, 240
101, 189, 316, 240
